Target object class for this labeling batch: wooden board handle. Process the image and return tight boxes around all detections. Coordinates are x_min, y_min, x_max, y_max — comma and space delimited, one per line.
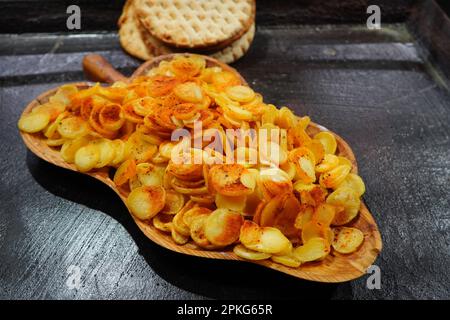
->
82, 54, 128, 83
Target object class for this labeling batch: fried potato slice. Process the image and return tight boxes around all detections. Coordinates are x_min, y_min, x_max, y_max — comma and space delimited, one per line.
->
315, 154, 339, 173
204, 209, 244, 246
57, 116, 89, 139
301, 220, 331, 244
183, 207, 211, 228
190, 214, 220, 250
319, 164, 351, 189
95, 139, 116, 168
136, 163, 164, 187
215, 194, 247, 211
113, 158, 137, 186
127, 185, 166, 220
332, 227, 364, 254
18, 112, 50, 133
126, 132, 157, 163
314, 131, 337, 155
326, 186, 361, 226
99, 104, 124, 131
161, 190, 185, 215
233, 244, 271, 261
225, 85, 255, 103
289, 147, 316, 183
74, 143, 100, 172
337, 173, 366, 197
110, 139, 127, 166
271, 253, 301, 268
293, 237, 330, 262
240, 221, 291, 254
294, 205, 314, 230
60, 136, 91, 163
171, 226, 190, 245
259, 167, 293, 197
173, 82, 203, 103
209, 164, 253, 196
338, 156, 353, 168
152, 214, 173, 233
173, 210, 191, 237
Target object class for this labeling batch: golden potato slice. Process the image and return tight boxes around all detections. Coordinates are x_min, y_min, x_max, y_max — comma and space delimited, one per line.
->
293, 182, 328, 206
46, 138, 65, 147
129, 175, 142, 191
60, 136, 91, 163
126, 132, 157, 163
313, 131, 337, 155
337, 173, 366, 197
110, 139, 126, 166
113, 158, 137, 186
315, 154, 339, 173
173, 206, 191, 237
182, 206, 211, 228
332, 227, 364, 254
215, 194, 247, 211
204, 209, 244, 246
57, 116, 89, 139
44, 111, 69, 138
293, 237, 330, 262
171, 226, 190, 245
166, 154, 204, 181
304, 140, 325, 165
74, 143, 100, 172
259, 167, 293, 197
32, 102, 65, 120
259, 141, 288, 166
240, 221, 291, 254
326, 186, 361, 225
271, 253, 301, 268
127, 186, 166, 220
225, 85, 255, 103
259, 193, 300, 238
171, 178, 208, 195
190, 215, 220, 250
233, 244, 271, 261
275, 107, 297, 129
313, 203, 336, 226
190, 195, 215, 205
173, 82, 203, 103
338, 156, 353, 168
294, 205, 314, 230
18, 112, 50, 133
211, 71, 240, 90
289, 147, 316, 183
162, 190, 185, 215
49, 84, 78, 106
152, 214, 173, 233
301, 220, 331, 244
95, 139, 116, 168
209, 164, 253, 196
280, 161, 297, 181
99, 104, 124, 131
137, 163, 164, 187
319, 164, 351, 189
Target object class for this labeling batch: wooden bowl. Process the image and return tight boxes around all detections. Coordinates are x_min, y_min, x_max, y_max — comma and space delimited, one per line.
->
20, 54, 382, 282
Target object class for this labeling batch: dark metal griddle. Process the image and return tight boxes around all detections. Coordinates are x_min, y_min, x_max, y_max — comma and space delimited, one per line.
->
0, 0, 449, 299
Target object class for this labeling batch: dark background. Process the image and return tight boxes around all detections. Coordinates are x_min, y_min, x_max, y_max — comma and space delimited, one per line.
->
0, 0, 449, 299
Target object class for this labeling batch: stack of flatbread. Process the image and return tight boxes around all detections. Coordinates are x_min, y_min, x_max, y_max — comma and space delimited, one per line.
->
118, 0, 256, 64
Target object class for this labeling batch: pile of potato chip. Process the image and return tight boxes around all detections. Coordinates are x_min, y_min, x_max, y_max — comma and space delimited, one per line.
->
18, 55, 366, 268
